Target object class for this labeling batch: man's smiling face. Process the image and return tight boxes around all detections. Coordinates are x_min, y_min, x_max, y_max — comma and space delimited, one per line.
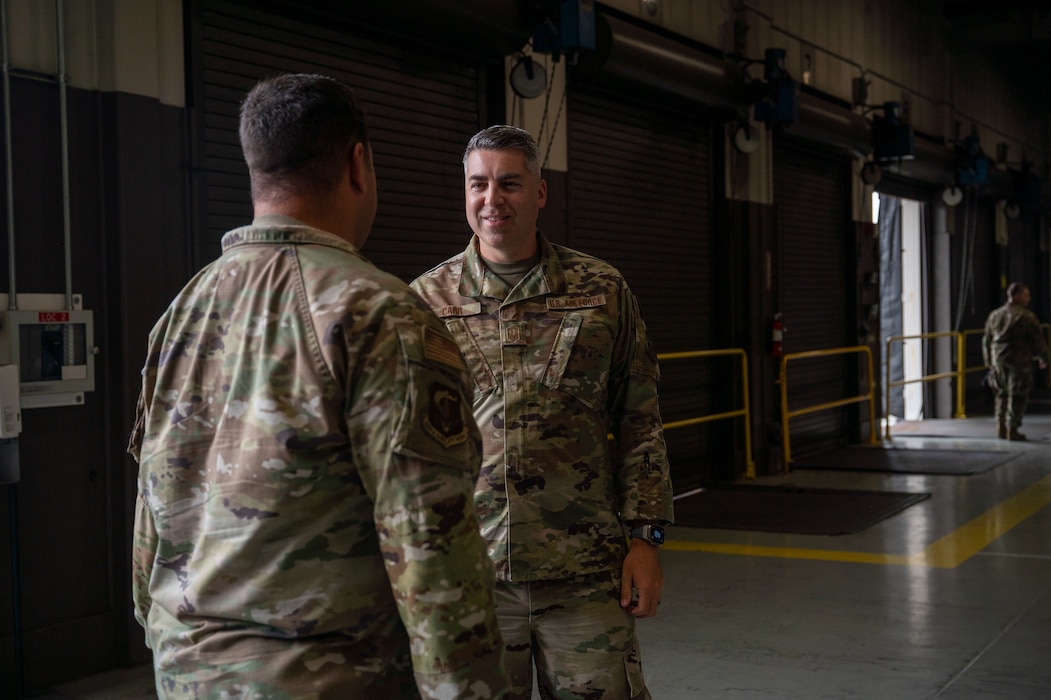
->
464, 148, 547, 263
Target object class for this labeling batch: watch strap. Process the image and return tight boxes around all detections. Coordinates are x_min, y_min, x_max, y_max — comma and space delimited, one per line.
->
629, 524, 665, 546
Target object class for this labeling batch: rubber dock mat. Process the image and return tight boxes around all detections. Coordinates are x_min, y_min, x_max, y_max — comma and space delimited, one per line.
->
791, 446, 1020, 475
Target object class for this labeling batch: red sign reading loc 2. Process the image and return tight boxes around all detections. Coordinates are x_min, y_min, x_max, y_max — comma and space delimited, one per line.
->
38, 312, 69, 323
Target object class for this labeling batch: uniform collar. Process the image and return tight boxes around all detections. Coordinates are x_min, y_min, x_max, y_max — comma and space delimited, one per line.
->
220, 215, 358, 254
458, 231, 567, 301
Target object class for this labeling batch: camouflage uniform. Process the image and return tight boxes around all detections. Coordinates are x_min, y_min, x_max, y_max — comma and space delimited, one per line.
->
129, 217, 509, 700
411, 232, 673, 699
983, 300, 1048, 430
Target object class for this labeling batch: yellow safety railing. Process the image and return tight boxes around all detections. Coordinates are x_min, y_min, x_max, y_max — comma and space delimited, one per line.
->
779, 346, 878, 469
1045, 324, 1051, 388
958, 328, 989, 415
883, 331, 968, 440
880, 325, 1049, 436
658, 349, 755, 480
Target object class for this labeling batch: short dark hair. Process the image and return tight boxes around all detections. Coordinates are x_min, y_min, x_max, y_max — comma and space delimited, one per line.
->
239, 73, 369, 201
463, 125, 541, 176
1007, 282, 1028, 299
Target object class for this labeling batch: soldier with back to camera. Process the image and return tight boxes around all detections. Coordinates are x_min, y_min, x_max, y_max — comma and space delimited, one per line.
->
128, 73, 510, 699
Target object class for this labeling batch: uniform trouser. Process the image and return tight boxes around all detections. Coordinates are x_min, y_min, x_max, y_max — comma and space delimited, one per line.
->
150, 624, 421, 700
494, 570, 651, 700
990, 363, 1033, 428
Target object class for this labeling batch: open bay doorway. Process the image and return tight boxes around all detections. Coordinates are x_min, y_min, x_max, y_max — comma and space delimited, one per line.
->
875, 193, 927, 424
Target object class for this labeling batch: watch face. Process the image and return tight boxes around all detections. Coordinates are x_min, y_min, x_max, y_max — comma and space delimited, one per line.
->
651, 526, 665, 545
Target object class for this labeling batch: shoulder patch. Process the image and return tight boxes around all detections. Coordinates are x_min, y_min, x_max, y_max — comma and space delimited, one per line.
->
423, 382, 469, 448
423, 326, 466, 370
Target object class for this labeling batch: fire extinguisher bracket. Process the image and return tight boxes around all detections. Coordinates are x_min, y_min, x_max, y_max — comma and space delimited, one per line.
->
771, 313, 785, 359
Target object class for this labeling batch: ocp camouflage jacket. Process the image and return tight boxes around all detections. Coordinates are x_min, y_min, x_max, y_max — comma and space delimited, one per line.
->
411, 232, 674, 582
129, 217, 509, 699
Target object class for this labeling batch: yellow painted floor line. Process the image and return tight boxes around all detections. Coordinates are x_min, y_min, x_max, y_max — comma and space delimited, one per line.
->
915, 472, 1051, 568
665, 473, 1051, 569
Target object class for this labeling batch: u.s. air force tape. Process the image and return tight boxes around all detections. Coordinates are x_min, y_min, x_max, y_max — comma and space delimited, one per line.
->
547, 294, 606, 309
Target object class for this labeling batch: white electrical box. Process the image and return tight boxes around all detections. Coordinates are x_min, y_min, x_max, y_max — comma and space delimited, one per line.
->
0, 364, 21, 436
0, 294, 95, 409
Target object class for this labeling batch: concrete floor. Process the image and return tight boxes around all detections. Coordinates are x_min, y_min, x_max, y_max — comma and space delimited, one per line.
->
638, 416, 1051, 699
37, 415, 1051, 699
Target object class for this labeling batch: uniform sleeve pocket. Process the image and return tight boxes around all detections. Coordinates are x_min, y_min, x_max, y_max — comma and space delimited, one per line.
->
392, 363, 477, 470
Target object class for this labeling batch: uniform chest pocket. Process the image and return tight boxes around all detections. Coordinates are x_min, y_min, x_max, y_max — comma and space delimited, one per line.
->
540, 311, 614, 410
444, 318, 498, 399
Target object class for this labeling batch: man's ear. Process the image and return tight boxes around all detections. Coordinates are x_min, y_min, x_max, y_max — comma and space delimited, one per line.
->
348, 142, 371, 193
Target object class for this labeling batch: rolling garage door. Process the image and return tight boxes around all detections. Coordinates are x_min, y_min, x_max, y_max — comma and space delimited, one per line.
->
191, 0, 485, 280
1009, 216, 1042, 313
954, 196, 998, 329
774, 140, 854, 455
949, 197, 998, 406
567, 87, 718, 489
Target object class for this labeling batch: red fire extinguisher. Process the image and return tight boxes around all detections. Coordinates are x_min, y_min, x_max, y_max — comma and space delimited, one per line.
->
771, 313, 785, 358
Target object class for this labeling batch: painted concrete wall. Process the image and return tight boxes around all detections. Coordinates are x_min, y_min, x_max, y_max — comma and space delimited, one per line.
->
5, 0, 184, 106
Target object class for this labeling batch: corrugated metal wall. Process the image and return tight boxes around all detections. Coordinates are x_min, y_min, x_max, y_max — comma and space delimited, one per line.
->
1009, 217, 1042, 315
193, 0, 485, 279
566, 87, 717, 489
774, 140, 854, 455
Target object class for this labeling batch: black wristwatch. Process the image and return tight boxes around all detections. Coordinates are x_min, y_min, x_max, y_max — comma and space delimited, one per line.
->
629, 524, 665, 547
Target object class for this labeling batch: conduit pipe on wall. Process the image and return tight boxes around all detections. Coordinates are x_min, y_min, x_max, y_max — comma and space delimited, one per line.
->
792, 90, 869, 157
0, 0, 76, 310
879, 135, 958, 189
1, 0, 16, 308
881, 133, 1015, 198
57, 0, 73, 310
575, 13, 745, 118
0, 9, 24, 700
576, 10, 1028, 186
576, 13, 874, 158
743, 0, 1043, 164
